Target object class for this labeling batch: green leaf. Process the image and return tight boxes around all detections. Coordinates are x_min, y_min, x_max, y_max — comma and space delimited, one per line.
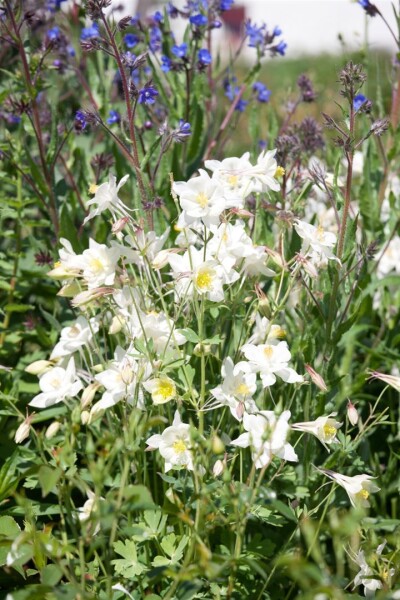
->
38, 465, 62, 497
112, 539, 147, 578
0, 453, 18, 502
0, 515, 21, 538
41, 563, 63, 586
179, 328, 199, 343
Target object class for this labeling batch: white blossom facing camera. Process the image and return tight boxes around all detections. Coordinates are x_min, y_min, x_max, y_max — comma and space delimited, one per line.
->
146, 411, 194, 473
173, 169, 227, 228
143, 376, 177, 405
241, 341, 303, 387
318, 468, 380, 508
231, 410, 298, 468
208, 357, 258, 421
29, 357, 83, 409
294, 219, 339, 265
79, 239, 120, 289
84, 174, 130, 224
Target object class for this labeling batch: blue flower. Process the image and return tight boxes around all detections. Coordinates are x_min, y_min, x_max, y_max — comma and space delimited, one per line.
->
245, 21, 265, 48
253, 82, 271, 103
273, 26, 282, 37
106, 110, 121, 125
220, 0, 234, 10
149, 26, 162, 52
275, 41, 287, 56
138, 85, 159, 105
46, 26, 61, 42
152, 11, 163, 23
178, 119, 191, 134
172, 43, 188, 58
172, 119, 192, 142
353, 94, 368, 111
190, 14, 208, 26
80, 23, 100, 41
67, 44, 76, 57
124, 33, 139, 48
74, 110, 87, 132
161, 55, 172, 72
357, 0, 379, 15
198, 48, 212, 65
167, 3, 179, 17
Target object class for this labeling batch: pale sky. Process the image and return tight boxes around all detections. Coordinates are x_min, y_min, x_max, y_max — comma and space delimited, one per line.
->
117, 0, 398, 56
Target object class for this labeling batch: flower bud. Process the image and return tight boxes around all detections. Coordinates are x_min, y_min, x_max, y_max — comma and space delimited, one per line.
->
81, 410, 90, 425
213, 459, 225, 477
14, 414, 35, 444
211, 435, 225, 455
45, 421, 61, 439
57, 281, 81, 297
347, 401, 359, 426
193, 343, 211, 357
81, 382, 101, 409
71, 287, 114, 307
305, 364, 327, 392
152, 249, 172, 270
109, 315, 125, 335
25, 360, 53, 375
112, 217, 129, 234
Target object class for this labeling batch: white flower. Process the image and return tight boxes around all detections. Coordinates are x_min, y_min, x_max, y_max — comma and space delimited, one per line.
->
318, 469, 380, 508
248, 149, 280, 193
205, 152, 255, 205
48, 238, 81, 279
352, 549, 384, 597
173, 170, 226, 228
208, 357, 258, 420
146, 411, 194, 472
143, 376, 177, 404
91, 346, 143, 414
78, 490, 103, 535
50, 316, 99, 359
80, 239, 120, 289
247, 315, 285, 346
241, 341, 303, 387
29, 358, 83, 408
231, 410, 298, 468
294, 219, 339, 264
292, 414, 342, 451
118, 227, 170, 269
169, 247, 239, 302
84, 174, 130, 224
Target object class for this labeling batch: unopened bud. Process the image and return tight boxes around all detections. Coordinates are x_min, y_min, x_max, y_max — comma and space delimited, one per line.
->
229, 208, 254, 218
211, 435, 225, 455
112, 217, 129, 233
367, 370, 400, 392
255, 283, 271, 318
71, 287, 114, 307
213, 459, 225, 477
45, 421, 61, 439
81, 382, 100, 409
152, 249, 172, 270
347, 400, 359, 426
265, 247, 286, 269
193, 343, 211, 357
305, 364, 327, 392
47, 265, 80, 280
25, 360, 53, 375
109, 315, 125, 335
81, 410, 90, 425
236, 402, 245, 420
14, 414, 35, 444
57, 281, 81, 297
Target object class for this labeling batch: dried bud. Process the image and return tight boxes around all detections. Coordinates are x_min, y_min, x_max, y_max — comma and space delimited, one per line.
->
304, 364, 327, 392
339, 62, 367, 95
14, 414, 35, 444
297, 74, 316, 103
322, 112, 336, 129
366, 240, 379, 260
347, 400, 359, 426
129, 81, 138, 99
370, 118, 390, 137
45, 421, 61, 439
86, 0, 111, 20
118, 16, 132, 30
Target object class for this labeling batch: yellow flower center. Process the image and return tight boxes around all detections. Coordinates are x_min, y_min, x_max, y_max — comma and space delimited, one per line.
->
50, 377, 61, 389
274, 166, 285, 178
322, 424, 337, 440
195, 269, 213, 291
263, 345, 274, 359
89, 183, 99, 194
172, 439, 187, 454
89, 257, 105, 273
355, 489, 370, 501
156, 380, 175, 400
227, 174, 239, 187
235, 383, 250, 396
54, 261, 61, 268
316, 225, 325, 242
195, 192, 209, 208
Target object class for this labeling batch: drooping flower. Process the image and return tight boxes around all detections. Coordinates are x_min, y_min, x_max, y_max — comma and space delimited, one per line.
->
78, 490, 104, 535
240, 341, 303, 387
29, 358, 83, 409
146, 411, 194, 472
231, 411, 298, 468
318, 469, 380, 508
292, 414, 342, 451
84, 174, 130, 224
50, 316, 99, 359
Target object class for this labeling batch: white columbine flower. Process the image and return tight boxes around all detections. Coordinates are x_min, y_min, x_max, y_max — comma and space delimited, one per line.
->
209, 357, 258, 421
241, 341, 303, 387
231, 410, 298, 468
146, 411, 194, 472
78, 490, 103, 535
117, 227, 170, 269
318, 469, 380, 508
205, 152, 255, 205
294, 219, 339, 264
247, 314, 285, 346
248, 149, 280, 193
143, 376, 177, 405
50, 316, 99, 359
29, 357, 83, 409
84, 174, 130, 224
292, 414, 342, 451
79, 239, 120, 289
173, 169, 226, 228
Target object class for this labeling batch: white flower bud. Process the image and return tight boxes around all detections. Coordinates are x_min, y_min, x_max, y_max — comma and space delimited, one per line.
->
305, 364, 328, 392
45, 421, 61, 439
81, 382, 100, 409
57, 281, 81, 297
111, 216, 129, 234
25, 360, 53, 375
213, 459, 225, 477
14, 415, 34, 444
109, 315, 125, 335
81, 410, 90, 425
347, 401, 359, 426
